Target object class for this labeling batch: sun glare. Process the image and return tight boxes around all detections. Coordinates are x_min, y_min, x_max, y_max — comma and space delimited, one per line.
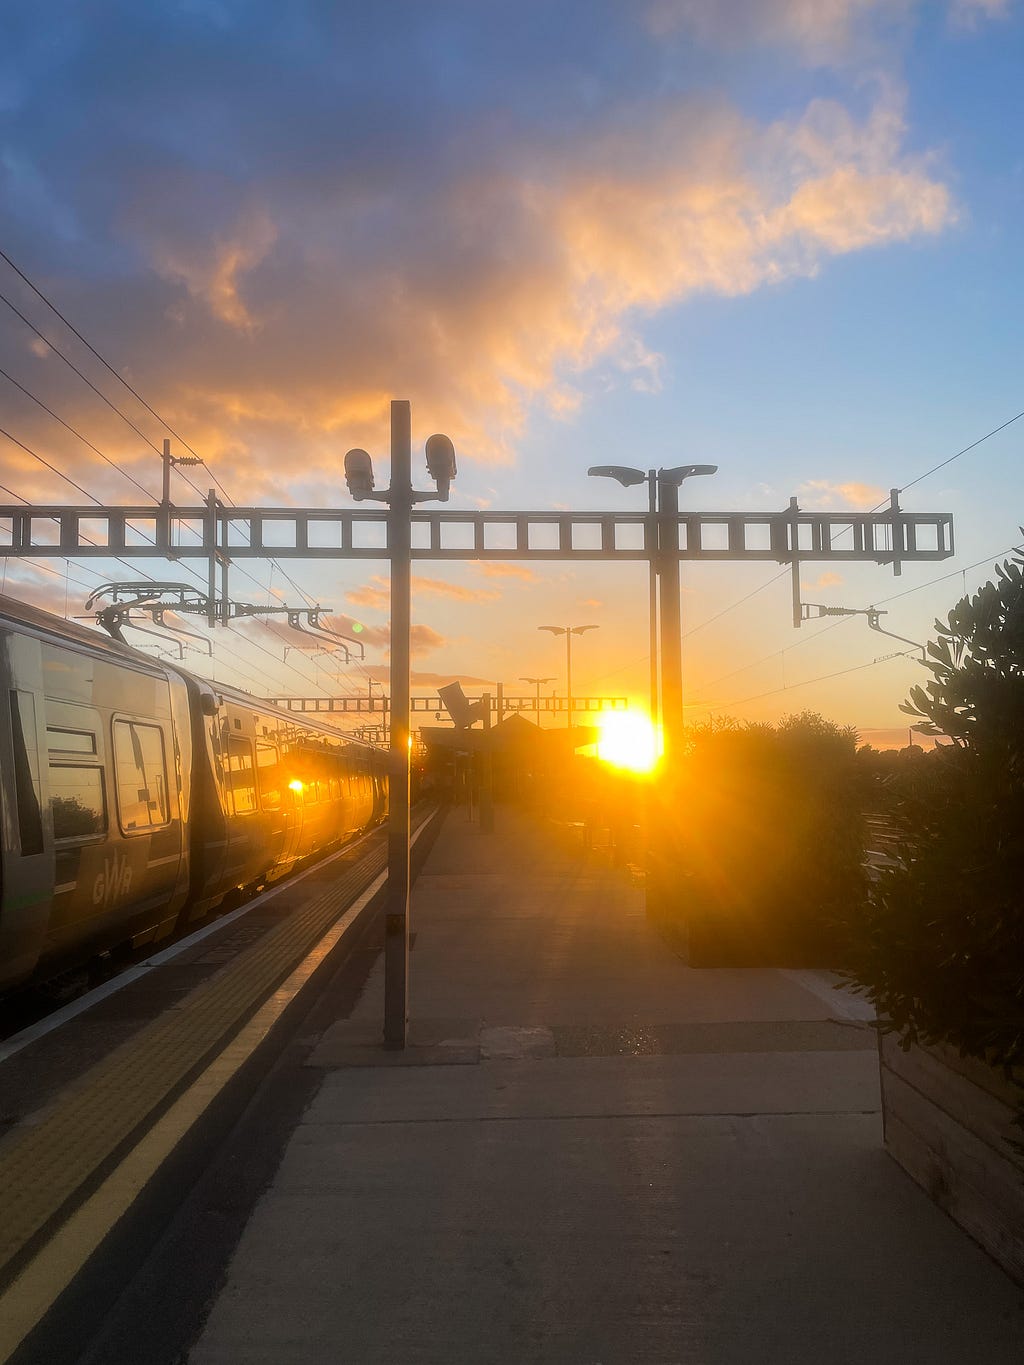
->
595, 710, 659, 774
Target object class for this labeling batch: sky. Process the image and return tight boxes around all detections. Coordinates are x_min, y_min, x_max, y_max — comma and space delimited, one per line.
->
1, 0, 1022, 745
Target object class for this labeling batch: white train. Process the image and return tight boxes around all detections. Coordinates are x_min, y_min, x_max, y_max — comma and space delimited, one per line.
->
0, 594, 386, 992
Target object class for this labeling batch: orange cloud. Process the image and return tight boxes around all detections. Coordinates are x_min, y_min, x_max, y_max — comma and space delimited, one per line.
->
347, 578, 390, 612
348, 572, 499, 608
7, 90, 947, 510
475, 562, 540, 582
146, 207, 278, 333
412, 574, 500, 602
797, 479, 885, 509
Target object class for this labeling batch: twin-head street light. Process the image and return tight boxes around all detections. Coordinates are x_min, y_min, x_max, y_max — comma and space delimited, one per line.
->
587, 462, 717, 762
537, 625, 599, 731
520, 675, 555, 726
344, 432, 457, 504
343, 403, 457, 1051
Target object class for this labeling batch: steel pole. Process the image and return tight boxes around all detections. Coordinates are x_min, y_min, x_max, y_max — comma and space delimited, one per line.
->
480, 691, 494, 833
648, 469, 659, 727
657, 474, 683, 768
565, 629, 573, 731
647, 472, 684, 930
384, 399, 412, 1049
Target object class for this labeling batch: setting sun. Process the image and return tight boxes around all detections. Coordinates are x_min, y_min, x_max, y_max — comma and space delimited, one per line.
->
595, 710, 659, 774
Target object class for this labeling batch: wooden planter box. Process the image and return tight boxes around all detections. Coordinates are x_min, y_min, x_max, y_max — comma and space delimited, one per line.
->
879, 1033, 1024, 1285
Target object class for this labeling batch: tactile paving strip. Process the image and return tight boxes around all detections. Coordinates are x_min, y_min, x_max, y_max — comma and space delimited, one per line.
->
0, 840, 390, 1284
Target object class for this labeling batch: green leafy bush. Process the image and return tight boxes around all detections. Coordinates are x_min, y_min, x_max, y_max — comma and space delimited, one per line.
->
659, 711, 866, 966
839, 551, 1024, 1083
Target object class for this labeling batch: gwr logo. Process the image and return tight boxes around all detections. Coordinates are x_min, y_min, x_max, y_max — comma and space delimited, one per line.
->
92, 849, 134, 908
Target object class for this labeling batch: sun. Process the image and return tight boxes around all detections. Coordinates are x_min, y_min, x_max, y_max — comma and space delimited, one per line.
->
595, 710, 659, 774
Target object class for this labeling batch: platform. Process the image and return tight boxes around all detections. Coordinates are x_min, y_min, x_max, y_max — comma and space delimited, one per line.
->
179, 804, 1023, 1364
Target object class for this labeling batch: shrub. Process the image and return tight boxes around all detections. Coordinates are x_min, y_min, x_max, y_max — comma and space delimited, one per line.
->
659, 711, 866, 965
838, 551, 1024, 1081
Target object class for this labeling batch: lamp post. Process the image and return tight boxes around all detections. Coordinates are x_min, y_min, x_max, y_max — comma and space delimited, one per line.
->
588, 461, 716, 928
537, 625, 599, 731
520, 675, 554, 726
344, 404, 457, 1050
587, 463, 716, 766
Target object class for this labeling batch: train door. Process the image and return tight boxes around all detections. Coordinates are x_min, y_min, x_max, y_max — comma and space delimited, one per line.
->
0, 680, 53, 989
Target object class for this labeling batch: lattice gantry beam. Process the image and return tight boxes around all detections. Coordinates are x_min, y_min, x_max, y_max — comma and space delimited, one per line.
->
0, 504, 954, 564
262, 694, 629, 715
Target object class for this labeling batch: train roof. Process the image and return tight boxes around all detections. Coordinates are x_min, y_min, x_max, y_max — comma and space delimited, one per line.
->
0, 590, 168, 669
0, 591, 382, 751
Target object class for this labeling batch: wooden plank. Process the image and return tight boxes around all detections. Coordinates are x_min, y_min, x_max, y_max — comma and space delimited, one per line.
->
881, 1034, 1022, 1150
880, 1040, 1024, 1286
884, 1109, 1024, 1286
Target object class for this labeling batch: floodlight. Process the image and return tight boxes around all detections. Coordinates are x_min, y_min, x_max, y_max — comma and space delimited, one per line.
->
425, 433, 457, 498
588, 465, 647, 487
344, 448, 375, 499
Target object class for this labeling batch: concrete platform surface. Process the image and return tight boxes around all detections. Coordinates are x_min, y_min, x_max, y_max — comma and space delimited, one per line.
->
189, 807, 1024, 1364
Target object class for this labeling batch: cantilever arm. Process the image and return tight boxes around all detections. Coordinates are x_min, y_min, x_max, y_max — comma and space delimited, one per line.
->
866, 610, 926, 661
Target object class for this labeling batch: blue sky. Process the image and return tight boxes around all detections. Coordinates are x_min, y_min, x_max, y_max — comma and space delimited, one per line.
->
0, 1, 1021, 739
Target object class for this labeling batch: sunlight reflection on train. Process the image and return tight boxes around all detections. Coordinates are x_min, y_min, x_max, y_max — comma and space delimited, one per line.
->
594, 710, 659, 774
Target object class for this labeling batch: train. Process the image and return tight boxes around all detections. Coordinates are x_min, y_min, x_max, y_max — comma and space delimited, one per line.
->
0, 592, 387, 993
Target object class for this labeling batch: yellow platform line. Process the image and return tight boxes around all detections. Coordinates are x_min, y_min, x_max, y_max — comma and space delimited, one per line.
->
0, 861, 393, 1361
0, 839, 391, 1285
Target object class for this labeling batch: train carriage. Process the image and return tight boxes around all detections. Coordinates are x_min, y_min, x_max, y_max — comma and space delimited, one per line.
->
0, 594, 385, 992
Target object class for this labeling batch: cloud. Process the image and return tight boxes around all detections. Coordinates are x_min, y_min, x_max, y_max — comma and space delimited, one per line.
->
0, 6, 955, 505
476, 562, 540, 582
348, 572, 499, 608
800, 569, 845, 590
409, 670, 494, 687
412, 574, 500, 602
949, 0, 1011, 28
346, 579, 390, 612
319, 610, 445, 659
797, 478, 885, 508
410, 624, 447, 657
647, 1, 1009, 57
140, 206, 278, 332
646, 0, 902, 59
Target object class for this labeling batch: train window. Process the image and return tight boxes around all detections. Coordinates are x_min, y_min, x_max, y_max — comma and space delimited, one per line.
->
256, 741, 281, 810
10, 690, 44, 856
226, 735, 257, 815
47, 728, 96, 755
113, 720, 170, 834
49, 765, 106, 841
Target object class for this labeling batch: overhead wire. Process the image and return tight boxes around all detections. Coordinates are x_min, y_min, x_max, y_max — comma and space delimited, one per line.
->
0, 246, 236, 505
0, 250, 320, 614
691, 649, 921, 715
0, 420, 335, 697
680, 403, 1024, 701
681, 404, 1024, 642
0, 254, 345, 687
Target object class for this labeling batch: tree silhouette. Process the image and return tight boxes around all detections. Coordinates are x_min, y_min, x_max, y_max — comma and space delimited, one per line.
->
842, 546, 1024, 1080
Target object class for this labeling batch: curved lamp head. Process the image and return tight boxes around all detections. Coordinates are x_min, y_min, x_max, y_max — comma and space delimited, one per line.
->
588, 465, 647, 487
660, 463, 718, 486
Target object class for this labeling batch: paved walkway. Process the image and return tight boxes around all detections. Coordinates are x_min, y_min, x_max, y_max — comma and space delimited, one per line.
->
189, 806, 1024, 1364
